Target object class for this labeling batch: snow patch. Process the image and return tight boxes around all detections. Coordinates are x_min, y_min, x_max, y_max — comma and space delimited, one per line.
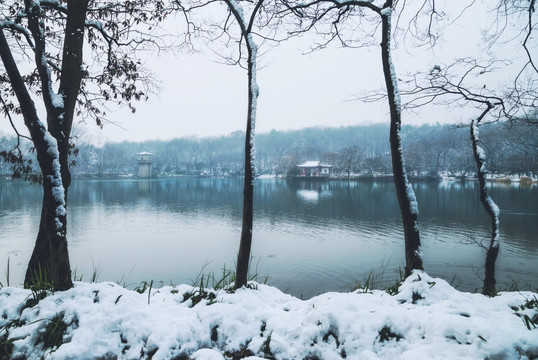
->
51, 93, 64, 109
42, 129, 66, 224
257, 174, 276, 179
405, 181, 419, 216
226, 0, 260, 185
414, 245, 423, 260
227, 0, 245, 23
380, 7, 392, 16
247, 37, 259, 185
1, 273, 536, 359
471, 119, 501, 249
191, 348, 226, 360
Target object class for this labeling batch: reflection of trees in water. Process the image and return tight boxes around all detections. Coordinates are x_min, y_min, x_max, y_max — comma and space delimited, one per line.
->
68, 178, 244, 207
292, 179, 331, 192
3, 178, 536, 252
54, 178, 538, 224
0, 181, 43, 209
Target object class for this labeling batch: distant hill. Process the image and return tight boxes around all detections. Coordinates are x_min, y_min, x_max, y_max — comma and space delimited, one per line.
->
2, 123, 536, 179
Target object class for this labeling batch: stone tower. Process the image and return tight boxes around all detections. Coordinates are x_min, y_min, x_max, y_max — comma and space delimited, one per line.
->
137, 152, 153, 178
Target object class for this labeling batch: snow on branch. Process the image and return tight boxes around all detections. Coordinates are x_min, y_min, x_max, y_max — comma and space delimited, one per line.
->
25, 0, 64, 115
470, 113, 500, 249
0, 21, 36, 49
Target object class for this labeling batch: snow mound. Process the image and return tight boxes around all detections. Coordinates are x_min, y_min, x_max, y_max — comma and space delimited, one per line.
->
0, 271, 536, 359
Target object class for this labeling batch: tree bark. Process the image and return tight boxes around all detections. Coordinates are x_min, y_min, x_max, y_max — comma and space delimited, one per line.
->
1, 0, 88, 290
0, 29, 72, 290
235, 32, 259, 289
25, 137, 72, 290
379, 4, 423, 276
53, 0, 90, 193
223, 0, 263, 289
470, 111, 500, 296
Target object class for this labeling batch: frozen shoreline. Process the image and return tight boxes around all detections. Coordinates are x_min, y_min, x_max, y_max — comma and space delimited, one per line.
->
1, 271, 537, 359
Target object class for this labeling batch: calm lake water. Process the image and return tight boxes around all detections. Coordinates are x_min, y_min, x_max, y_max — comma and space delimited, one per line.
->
1, 177, 537, 298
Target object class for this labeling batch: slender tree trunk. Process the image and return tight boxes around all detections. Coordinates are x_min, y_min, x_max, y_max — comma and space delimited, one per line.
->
235, 33, 259, 289
379, 4, 423, 276
470, 112, 500, 296
236, 135, 254, 288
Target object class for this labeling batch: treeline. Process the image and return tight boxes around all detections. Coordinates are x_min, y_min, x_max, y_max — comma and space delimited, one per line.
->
1, 122, 537, 179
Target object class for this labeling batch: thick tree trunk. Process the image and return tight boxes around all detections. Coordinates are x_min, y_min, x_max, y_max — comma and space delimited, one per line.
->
25, 135, 72, 290
27, 0, 87, 290
0, 6, 84, 290
379, 5, 423, 276
470, 115, 500, 296
235, 33, 259, 289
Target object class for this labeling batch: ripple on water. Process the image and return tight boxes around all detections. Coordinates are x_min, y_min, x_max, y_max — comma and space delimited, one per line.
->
1, 178, 536, 296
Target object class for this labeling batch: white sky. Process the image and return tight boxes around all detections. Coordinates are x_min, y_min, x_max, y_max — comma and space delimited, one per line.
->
85, 42, 388, 143
1, 2, 532, 144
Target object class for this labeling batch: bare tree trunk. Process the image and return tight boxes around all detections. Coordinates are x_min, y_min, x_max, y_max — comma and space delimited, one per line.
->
470, 111, 500, 296
50, 0, 89, 194
0, 30, 72, 290
236, 43, 256, 287
0, 0, 88, 290
236, 115, 255, 288
25, 139, 72, 290
225, 0, 262, 288
380, 4, 423, 276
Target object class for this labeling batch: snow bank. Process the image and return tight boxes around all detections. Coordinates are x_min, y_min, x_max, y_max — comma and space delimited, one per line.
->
1, 272, 536, 359
256, 174, 276, 180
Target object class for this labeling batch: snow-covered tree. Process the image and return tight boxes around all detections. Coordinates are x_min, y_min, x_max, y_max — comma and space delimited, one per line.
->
0, 0, 176, 290
284, 0, 425, 276
179, 0, 289, 288
470, 107, 501, 296
221, 0, 261, 289
398, 56, 538, 294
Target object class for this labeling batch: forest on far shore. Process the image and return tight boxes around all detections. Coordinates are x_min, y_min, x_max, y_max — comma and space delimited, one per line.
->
1, 122, 537, 179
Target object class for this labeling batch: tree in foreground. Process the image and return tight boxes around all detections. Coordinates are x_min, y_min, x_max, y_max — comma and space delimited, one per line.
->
470, 106, 501, 296
179, 0, 287, 288
285, 0, 424, 276
1, 0, 91, 290
220, 0, 263, 289
394, 0, 537, 294
0, 0, 175, 290
399, 56, 537, 295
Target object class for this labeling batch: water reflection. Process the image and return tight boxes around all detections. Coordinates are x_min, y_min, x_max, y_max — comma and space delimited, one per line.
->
297, 190, 319, 203
0, 178, 536, 297
138, 180, 151, 195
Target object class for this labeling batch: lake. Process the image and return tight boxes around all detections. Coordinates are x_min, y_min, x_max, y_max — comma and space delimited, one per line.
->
1, 177, 537, 298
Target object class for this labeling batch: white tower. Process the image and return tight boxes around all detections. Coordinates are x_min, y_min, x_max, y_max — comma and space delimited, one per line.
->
137, 152, 153, 178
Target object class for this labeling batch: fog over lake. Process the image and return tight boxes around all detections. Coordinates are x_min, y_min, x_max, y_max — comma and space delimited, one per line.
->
1, 178, 536, 297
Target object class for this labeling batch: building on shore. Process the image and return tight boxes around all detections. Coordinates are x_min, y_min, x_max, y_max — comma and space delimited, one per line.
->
137, 152, 153, 178
297, 161, 333, 178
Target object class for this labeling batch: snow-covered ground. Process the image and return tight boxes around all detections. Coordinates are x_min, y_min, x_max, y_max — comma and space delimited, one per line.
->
1, 271, 536, 360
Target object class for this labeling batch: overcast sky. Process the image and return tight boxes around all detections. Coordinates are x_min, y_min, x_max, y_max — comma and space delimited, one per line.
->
82, 41, 389, 143
1, 2, 531, 144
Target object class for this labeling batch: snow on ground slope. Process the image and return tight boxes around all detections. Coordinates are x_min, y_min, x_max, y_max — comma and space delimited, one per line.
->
0, 271, 537, 360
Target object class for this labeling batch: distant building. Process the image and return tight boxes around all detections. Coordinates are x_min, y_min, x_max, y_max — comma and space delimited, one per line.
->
137, 152, 153, 178
297, 161, 333, 177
